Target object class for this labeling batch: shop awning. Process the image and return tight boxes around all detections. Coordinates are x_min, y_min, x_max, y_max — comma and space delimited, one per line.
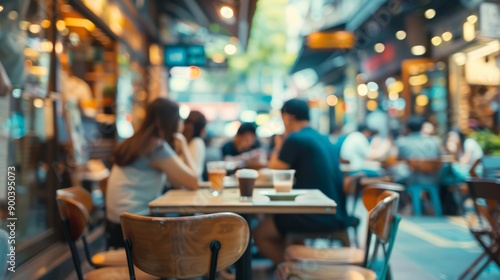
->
161, 0, 257, 50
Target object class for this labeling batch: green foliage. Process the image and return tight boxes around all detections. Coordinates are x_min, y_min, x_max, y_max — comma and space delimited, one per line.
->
229, 0, 296, 76
469, 130, 500, 155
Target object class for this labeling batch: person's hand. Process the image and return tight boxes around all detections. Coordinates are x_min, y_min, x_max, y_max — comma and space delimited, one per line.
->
174, 132, 187, 155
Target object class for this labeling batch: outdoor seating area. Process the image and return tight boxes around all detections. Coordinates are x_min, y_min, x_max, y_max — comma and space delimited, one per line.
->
3, 1, 500, 280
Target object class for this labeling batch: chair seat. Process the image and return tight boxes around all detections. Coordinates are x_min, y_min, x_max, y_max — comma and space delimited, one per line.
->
276, 262, 377, 280
84, 266, 159, 280
91, 249, 127, 267
285, 245, 364, 265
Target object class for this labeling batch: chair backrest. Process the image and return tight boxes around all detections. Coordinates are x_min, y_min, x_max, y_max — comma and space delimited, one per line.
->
362, 183, 404, 211
56, 196, 89, 241
363, 191, 401, 280
56, 195, 91, 280
407, 159, 442, 174
466, 179, 500, 229
57, 186, 93, 214
121, 212, 250, 280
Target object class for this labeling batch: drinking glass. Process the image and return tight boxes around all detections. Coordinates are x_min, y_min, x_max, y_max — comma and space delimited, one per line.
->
207, 161, 227, 196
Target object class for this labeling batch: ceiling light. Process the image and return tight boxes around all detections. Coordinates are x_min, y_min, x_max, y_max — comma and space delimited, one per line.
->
396, 30, 406, 40
442, 31, 453, 42
65, 18, 95, 31
0, 5, 4, 12
7, 11, 18, 20
220, 6, 234, 19
56, 20, 66, 31
366, 100, 378, 111
367, 91, 379, 99
467, 15, 478, 24
431, 36, 442, 46
41, 20, 51, 28
29, 24, 41, 34
411, 45, 426, 56
224, 44, 237, 55
367, 82, 379, 91
374, 43, 385, 53
415, 95, 429, 106
463, 22, 475, 42
326, 95, 338, 106
357, 84, 368, 96
424, 9, 436, 19
212, 53, 225, 63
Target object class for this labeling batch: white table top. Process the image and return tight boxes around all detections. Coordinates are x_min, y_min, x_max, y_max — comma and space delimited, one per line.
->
149, 188, 337, 215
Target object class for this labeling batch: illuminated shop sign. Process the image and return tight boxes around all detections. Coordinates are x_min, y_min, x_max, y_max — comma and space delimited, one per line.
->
164, 45, 206, 67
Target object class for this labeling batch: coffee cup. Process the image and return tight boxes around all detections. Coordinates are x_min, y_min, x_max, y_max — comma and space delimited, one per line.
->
235, 169, 259, 201
272, 169, 295, 193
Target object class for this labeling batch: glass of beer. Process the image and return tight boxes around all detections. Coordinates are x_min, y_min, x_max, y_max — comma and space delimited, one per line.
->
207, 161, 227, 196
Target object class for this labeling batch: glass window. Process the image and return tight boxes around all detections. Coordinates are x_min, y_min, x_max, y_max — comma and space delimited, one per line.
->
0, 0, 55, 264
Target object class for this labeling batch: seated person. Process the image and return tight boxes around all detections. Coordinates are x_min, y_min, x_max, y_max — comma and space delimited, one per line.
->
253, 98, 347, 265
221, 122, 261, 165
105, 98, 198, 248
390, 115, 442, 183
182, 110, 208, 180
340, 124, 383, 176
446, 127, 483, 181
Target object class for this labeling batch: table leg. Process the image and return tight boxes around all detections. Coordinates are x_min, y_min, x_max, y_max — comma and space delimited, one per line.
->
235, 214, 252, 280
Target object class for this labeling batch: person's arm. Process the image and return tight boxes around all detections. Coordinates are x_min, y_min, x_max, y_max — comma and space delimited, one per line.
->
459, 138, 475, 165
267, 134, 292, 170
151, 135, 198, 190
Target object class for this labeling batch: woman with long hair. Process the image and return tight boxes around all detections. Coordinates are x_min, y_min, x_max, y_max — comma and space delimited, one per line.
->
182, 110, 207, 180
105, 98, 198, 248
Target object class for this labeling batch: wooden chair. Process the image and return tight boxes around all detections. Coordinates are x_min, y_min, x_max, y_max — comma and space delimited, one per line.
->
120, 212, 250, 280
57, 186, 94, 214
55, 196, 144, 279
345, 177, 396, 247
280, 190, 401, 280
406, 159, 443, 216
459, 179, 500, 280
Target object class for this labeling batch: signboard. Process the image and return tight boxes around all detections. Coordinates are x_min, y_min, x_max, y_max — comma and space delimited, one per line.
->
164, 45, 206, 67
479, 2, 500, 39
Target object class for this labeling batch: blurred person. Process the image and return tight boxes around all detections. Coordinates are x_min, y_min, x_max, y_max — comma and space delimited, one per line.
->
221, 122, 260, 157
105, 98, 198, 248
253, 98, 347, 265
221, 122, 262, 167
446, 127, 483, 180
421, 121, 435, 136
390, 115, 442, 183
366, 129, 392, 162
182, 110, 207, 179
339, 124, 382, 176
396, 116, 442, 160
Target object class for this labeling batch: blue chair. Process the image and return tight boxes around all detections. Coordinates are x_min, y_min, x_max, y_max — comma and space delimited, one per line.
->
406, 159, 443, 216
279, 189, 401, 280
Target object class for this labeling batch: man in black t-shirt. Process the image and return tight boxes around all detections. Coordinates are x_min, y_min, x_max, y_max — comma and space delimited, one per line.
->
253, 98, 347, 265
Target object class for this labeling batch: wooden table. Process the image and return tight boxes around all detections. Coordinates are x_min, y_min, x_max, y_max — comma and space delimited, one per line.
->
197, 180, 273, 189
149, 188, 337, 280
